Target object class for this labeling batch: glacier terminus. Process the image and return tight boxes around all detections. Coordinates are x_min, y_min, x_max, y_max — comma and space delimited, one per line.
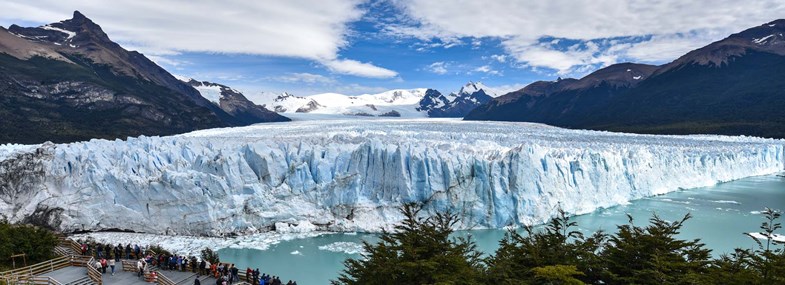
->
0, 118, 782, 236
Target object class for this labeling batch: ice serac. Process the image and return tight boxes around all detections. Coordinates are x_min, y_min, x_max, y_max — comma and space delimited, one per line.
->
0, 120, 783, 235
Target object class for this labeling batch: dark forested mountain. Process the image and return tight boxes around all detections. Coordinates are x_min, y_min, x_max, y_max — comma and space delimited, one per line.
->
466, 19, 785, 138
0, 11, 287, 144
465, 63, 657, 125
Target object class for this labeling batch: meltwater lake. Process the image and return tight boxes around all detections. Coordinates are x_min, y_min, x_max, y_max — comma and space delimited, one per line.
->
219, 174, 785, 284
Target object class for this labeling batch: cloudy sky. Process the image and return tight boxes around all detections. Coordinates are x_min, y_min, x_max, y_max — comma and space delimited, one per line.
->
1, 0, 785, 96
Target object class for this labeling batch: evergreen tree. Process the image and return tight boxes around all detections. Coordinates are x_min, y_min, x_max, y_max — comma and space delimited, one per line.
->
601, 213, 711, 284
0, 220, 58, 269
200, 247, 220, 264
333, 203, 484, 285
531, 265, 585, 285
745, 208, 785, 284
705, 249, 762, 284
484, 208, 605, 284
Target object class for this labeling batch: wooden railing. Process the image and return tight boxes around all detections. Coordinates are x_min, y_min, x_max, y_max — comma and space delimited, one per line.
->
4, 275, 65, 285
70, 255, 92, 267
157, 271, 176, 285
84, 257, 102, 285
56, 237, 82, 255
121, 260, 138, 272
0, 256, 70, 284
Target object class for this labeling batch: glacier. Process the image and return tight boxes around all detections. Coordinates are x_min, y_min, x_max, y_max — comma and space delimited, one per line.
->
0, 119, 783, 236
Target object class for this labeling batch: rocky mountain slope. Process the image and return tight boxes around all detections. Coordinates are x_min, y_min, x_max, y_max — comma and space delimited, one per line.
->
466, 20, 785, 138
465, 63, 657, 125
0, 11, 287, 144
184, 79, 290, 125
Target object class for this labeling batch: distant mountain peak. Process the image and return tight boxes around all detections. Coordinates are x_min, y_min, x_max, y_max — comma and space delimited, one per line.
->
8, 10, 111, 48
72, 10, 88, 21
457, 81, 497, 98
417, 82, 494, 117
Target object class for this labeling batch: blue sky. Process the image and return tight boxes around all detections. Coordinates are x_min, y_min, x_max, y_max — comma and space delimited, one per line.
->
2, 0, 785, 97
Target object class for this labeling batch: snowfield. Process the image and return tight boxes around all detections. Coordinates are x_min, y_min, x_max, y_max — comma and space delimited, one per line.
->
254, 89, 429, 117
1, 119, 783, 236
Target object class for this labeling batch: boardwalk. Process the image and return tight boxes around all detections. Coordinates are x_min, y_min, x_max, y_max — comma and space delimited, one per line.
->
39, 267, 91, 284
2, 237, 258, 285
35, 261, 223, 285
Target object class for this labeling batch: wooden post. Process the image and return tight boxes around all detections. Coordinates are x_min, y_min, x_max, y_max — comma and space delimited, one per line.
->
10, 253, 27, 269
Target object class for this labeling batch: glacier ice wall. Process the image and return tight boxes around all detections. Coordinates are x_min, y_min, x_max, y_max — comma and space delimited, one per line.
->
0, 119, 782, 235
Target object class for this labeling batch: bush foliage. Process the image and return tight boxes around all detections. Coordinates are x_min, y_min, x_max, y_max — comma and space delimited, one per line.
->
0, 221, 58, 270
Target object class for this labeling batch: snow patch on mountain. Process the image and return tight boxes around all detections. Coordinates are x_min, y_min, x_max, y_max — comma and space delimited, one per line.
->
753, 34, 776, 44
190, 81, 223, 104
41, 25, 76, 41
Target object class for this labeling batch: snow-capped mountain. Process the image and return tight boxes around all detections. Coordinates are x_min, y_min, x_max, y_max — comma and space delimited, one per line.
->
417, 82, 496, 117
252, 82, 497, 119
458, 81, 499, 98
256, 92, 322, 113
1, 120, 781, 235
256, 88, 429, 117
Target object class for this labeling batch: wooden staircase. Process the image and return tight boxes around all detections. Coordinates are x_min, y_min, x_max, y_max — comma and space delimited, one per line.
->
65, 275, 94, 285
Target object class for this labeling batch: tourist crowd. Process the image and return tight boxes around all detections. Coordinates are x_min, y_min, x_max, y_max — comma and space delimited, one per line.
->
77, 240, 298, 285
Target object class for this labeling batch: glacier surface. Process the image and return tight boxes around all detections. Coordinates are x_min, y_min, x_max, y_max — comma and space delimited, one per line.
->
0, 119, 783, 236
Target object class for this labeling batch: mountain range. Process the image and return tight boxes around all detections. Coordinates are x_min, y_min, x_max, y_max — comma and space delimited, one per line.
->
0, 11, 287, 144
2, 11, 785, 143
229, 81, 499, 118
466, 19, 785, 138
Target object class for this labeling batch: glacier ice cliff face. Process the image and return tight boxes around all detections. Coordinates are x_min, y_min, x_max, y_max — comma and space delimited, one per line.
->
0, 119, 783, 235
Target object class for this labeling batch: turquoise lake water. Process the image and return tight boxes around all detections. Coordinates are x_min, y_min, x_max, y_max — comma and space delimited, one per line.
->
219, 174, 785, 284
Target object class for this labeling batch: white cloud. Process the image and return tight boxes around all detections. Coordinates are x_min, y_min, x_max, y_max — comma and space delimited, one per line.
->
471, 39, 482, 49
502, 38, 619, 75
490, 54, 507, 63
390, 0, 785, 74
269, 73, 336, 84
321, 58, 398, 78
624, 32, 725, 63
332, 83, 388, 95
0, 0, 398, 78
487, 83, 528, 95
146, 55, 189, 67
426, 61, 448, 74
473, 65, 500, 75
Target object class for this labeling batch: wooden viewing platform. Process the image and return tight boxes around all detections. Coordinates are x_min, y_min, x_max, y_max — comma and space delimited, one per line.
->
0, 237, 260, 285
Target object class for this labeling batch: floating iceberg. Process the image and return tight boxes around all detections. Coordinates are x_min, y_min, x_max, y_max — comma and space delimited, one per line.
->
0, 119, 782, 236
